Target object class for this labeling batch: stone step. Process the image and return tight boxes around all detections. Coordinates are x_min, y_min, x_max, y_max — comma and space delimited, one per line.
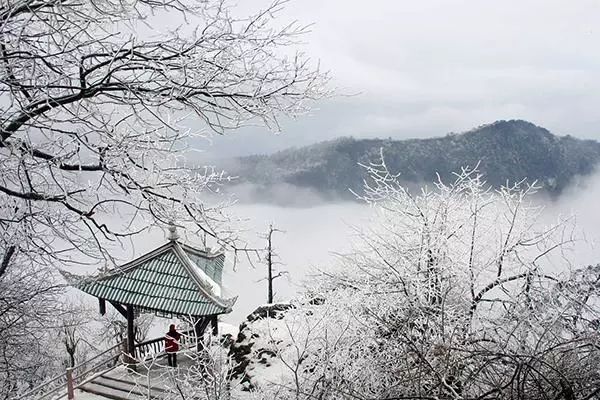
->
95, 376, 172, 398
79, 371, 178, 400
78, 382, 133, 400
95, 378, 150, 397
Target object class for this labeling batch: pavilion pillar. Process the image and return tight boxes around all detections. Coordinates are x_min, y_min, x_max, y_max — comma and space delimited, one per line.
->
126, 304, 136, 369
211, 315, 218, 336
194, 317, 204, 352
98, 298, 106, 315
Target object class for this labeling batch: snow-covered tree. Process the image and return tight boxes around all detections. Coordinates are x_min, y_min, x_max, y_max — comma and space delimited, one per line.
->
243, 158, 600, 399
0, 265, 64, 398
334, 158, 600, 399
0, 0, 328, 275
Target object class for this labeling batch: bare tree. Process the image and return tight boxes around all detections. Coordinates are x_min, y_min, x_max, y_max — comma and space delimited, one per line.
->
0, 263, 65, 398
0, 0, 328, 276
58, 299, 98, 368
262, 223, 286, 304
62, 314, 84, 369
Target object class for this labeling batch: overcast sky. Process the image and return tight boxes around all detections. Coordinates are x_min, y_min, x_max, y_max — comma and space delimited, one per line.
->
200, 0, 600, 158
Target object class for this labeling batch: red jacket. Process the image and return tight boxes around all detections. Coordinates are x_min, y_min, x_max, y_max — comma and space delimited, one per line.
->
165, 330, 181, 353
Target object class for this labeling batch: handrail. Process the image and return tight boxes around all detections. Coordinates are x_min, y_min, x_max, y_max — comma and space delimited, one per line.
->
134, 329, 196, 359
11, 329, 204, 400
73, 354, 120, 388
10, 373, 67, 400
72, 343, 122, 375
12, 331, 199, 399
11, 343, 122, 400
135, 329, 195, 348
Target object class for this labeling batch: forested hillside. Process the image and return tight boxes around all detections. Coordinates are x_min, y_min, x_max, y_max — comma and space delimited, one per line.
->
230, 120, 600, 199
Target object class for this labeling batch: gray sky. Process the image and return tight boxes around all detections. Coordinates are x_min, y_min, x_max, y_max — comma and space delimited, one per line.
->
200, 0, 600, 158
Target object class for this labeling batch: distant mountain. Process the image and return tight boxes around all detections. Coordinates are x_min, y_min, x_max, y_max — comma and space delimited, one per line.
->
227, 120, 600, 201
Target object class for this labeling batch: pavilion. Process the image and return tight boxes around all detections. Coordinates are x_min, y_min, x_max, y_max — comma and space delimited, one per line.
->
62, 227, 237, 363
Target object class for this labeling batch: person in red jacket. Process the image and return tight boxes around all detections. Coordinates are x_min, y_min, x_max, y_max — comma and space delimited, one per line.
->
165, 324, 181, 367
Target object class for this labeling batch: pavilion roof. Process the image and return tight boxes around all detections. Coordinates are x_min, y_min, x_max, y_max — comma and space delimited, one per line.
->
63, 241, 236, 317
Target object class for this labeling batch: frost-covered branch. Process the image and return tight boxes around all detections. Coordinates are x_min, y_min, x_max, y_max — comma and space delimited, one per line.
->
0, 0, 329, 275
248, 158, 600, 399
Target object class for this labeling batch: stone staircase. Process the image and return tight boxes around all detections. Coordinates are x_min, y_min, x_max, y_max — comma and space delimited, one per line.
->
79, 375, 175, 400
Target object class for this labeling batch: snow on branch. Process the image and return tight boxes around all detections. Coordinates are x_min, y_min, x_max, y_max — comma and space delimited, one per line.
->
0, 0, 329, 273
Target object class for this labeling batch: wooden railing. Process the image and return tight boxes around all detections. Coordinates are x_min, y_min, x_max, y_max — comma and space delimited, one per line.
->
11, 330, 200, 399
134, 329, 196, 360
70, 343, 122, 386
11, 343, 122, 400
11, 369, 69, 400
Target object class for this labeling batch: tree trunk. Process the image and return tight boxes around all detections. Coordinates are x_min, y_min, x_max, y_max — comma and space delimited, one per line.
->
267, 225, 273, 304
68, 351, 76, 368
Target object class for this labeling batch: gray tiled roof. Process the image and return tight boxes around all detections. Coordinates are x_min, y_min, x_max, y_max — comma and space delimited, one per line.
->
65, 242, 236, 317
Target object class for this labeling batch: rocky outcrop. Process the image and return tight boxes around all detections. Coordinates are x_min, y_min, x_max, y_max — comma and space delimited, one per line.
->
228, 303, 294, 389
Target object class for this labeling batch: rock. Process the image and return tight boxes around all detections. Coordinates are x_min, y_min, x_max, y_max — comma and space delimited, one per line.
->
228, 303, 294, 388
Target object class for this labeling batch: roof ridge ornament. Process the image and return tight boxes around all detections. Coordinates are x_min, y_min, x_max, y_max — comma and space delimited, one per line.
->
167, 221, 180, 241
